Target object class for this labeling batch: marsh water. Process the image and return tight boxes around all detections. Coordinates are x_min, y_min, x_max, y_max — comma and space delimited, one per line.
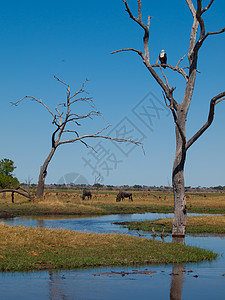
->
0, 213, 225, 299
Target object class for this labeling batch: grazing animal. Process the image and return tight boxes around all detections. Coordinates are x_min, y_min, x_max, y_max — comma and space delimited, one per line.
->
116, 191, 133, 202
159, 49, 167, 68
44, 192, 51, 197
61, 193, 69, 198
93, 194, 102, 199
55, 192, 69, 198
82, 189, 92, 200
71, 193, 80, 197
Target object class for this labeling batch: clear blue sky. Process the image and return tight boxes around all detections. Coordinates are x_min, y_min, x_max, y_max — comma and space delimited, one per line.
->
1, 0, 225, 187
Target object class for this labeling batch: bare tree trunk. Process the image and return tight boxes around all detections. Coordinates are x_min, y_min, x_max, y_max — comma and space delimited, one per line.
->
36, 147, 56, 198
172, 113, 187, 237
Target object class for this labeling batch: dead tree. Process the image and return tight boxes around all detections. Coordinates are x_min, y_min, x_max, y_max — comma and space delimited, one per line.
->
0, 186, 32, 202
13, 77, 141, 198
112, 0, 225, 237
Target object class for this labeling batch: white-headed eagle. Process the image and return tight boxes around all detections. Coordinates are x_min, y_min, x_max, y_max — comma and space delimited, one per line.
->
159, 50, 167, 68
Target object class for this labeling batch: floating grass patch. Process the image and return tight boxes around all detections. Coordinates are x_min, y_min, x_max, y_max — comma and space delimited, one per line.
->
0, 223, 217, 272
115, 215, 225, 234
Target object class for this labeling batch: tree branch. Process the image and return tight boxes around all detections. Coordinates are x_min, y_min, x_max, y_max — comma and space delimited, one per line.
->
194, 1, 225, 51
197, 0, 206, 40
186, 91, 225, 150
202, 0, 214, 15
58, 132, 143, 149
159, 65, 170, 89
122, 0, 150, 60
138, 0, 142, 21
122, 0, 146, 31
111, 48, 144, 58
185, 0, 196, 17
11, 96, 55, 118
112, 1, 179, 112
152, 62, 189, 82
176, 55, 186, 68
200, 27, 225, 45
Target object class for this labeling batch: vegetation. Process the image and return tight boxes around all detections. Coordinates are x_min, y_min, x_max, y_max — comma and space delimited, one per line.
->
0, 190, 223, 271
0, 159, 19, 189
115, 215, 225, 234
1, 190, 225, 217
0, 223, 217, 272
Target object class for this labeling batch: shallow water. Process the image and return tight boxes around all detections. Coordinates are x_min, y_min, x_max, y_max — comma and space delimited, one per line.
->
1, 213, 225, 300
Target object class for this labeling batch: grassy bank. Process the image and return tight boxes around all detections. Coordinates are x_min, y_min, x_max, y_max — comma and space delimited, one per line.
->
115, 215, 225, 234
1, 190, 225, 217
0, 223, 217, 272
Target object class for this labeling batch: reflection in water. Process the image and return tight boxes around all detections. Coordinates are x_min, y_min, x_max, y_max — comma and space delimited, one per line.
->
37, 220, 44, 227
170, 237, 185, 299
172, 236, 185, 245
49, 271, 67, 300
170, 264, 185, 300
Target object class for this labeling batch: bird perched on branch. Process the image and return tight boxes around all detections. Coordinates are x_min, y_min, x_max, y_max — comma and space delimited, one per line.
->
159, 50, 167, 68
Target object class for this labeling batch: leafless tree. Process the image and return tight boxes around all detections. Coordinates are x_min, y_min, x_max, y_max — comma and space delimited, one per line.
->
112, 0, 225, 237
13, 76, 141, 198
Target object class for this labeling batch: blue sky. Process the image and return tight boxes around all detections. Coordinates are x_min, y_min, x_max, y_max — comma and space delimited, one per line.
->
1, 0, 225, 187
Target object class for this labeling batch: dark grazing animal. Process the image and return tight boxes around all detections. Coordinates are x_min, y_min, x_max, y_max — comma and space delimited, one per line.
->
82, 189, 92, 200
116, 191, 133, 202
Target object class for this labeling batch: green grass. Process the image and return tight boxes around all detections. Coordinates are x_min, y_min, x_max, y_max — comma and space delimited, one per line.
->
115, 215, 225, 234
0, 223, 217, 272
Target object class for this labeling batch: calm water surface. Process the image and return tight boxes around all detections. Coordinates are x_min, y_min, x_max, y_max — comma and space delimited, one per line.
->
0, 213, 225, 300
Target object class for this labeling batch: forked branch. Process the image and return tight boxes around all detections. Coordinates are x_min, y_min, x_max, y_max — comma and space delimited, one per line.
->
112, 0, 180, 111
122, 0, 150, 60
188, 0, 225, 55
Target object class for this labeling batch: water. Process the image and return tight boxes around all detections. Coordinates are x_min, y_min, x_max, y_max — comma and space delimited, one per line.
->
0, 213, 225, 299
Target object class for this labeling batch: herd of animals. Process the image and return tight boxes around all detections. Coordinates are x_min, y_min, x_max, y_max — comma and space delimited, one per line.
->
44, 190, 170, 202
81, 190, 134, 202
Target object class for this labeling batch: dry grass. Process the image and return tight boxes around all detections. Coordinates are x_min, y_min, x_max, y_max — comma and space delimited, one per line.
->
0, 190, 225, 216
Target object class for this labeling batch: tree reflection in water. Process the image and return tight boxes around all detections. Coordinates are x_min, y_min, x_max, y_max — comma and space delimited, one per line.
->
170, 237, 185, 300
49, 271, 67, 300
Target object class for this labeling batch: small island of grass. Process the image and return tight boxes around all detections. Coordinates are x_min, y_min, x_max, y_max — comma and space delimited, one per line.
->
114, 215, 225, 234
0, 223, 217, 272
